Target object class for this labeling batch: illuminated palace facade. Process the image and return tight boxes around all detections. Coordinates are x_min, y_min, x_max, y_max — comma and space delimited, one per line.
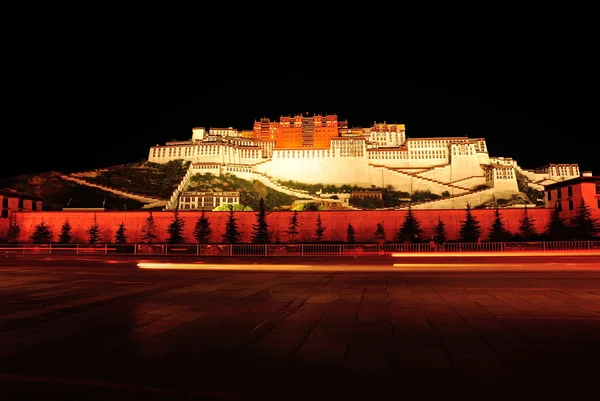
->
148, 114, 580, 208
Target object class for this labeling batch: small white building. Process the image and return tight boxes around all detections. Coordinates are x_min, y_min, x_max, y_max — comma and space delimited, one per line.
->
178, 191, 240, 211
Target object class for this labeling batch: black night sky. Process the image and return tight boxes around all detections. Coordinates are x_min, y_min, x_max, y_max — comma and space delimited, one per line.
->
3, 78, 596, 179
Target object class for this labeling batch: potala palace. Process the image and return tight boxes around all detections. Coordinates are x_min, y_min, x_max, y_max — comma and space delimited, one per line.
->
148, 113, 580, 210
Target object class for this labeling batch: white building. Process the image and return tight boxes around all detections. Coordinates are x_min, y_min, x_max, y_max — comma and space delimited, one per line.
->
148, 120, 580, 209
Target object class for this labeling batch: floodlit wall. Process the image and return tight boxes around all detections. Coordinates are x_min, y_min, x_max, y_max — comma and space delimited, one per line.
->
12, 208, 552, 244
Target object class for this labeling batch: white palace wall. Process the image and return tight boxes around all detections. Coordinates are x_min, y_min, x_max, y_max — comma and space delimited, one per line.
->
265, 151, 372, 186
414, 165, 452, 183
451, 176, 487, 189
449, 144, 485, 182
148, 143, 263, 165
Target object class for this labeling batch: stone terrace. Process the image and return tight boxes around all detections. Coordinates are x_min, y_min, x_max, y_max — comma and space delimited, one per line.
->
1, 266, 599, 400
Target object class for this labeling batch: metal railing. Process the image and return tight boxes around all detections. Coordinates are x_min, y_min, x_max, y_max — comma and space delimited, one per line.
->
0, 241, 598, 257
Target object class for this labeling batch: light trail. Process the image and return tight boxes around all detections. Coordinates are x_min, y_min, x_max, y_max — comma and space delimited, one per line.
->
137, 262, 314, 271
137, 261, 600, 272
392, 263, 600, 271
391, 251, 600, 257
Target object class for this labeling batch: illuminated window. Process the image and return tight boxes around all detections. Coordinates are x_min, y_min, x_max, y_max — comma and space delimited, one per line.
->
568, 186, 573, 197
569, 200, 574, 210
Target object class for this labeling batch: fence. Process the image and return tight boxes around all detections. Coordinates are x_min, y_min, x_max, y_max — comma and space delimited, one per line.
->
0, 241, 599, 257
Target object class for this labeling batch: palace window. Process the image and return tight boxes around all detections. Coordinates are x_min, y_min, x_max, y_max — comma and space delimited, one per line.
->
1, 198, 7, 208
596, 184, 600, 194
32, 202, 37, 211
1, 209, 7, 218
557, 188, 562, 199
569, 200, 574, 210
548, 191, 552, 201
18, 199, 23, 209
568, 186, 573, 197
597, 199, 600, 208
557, 202, 562, 212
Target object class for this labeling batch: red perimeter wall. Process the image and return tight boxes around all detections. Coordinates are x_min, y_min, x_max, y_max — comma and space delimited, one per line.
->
10, 209, 552, 243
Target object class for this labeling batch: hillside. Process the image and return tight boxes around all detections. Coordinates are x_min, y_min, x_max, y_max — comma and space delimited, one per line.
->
80, 160, 190, 199
0, 172, 145, 211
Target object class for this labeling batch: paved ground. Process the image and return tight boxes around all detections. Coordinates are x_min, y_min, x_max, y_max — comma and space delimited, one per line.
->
0, 257, 599, 400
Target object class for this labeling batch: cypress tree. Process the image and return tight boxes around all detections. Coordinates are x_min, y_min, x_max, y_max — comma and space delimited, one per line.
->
30, 220, 53, 243
141, 211, 158, 243
115, 222, 128, 244
222, 206, 242, 244
6, 214, 21, 243
459, 203, 482, 242
397, 205, 423, 242
167, 209, 185, 244
571, 199, 600, 239
518, 204, 537, 239
58, 220, 72, 244
251, 197, 271, 244
545, 205, 569, 240
346, 223, 355, 243
488, 207, 510, 242
374, 222, 386, 243
193, 210, 212, 243
86, 213, 102, 244
433, 216, 447, 244
314, 214, 326, 242
286, 210, 300, 242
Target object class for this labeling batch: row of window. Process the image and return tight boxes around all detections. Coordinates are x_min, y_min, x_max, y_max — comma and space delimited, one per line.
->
555, 198, 600, 211
548, 186, 574, 200
369, 151, 446, 159
1, 198, 36, 210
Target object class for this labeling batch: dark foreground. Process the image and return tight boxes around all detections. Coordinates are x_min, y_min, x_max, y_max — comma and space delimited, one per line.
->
0, 256, 599, 400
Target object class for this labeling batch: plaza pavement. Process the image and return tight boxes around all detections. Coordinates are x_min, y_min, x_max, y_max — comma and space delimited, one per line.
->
0, 257, 599, 400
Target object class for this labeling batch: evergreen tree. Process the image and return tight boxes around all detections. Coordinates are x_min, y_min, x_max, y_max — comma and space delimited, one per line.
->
86, 213, 102, 244
314, 214, 326, 242
222, 206, 242, 244
346, 223, 355, 243
193, 210, 212, 243
58, 220, 72, 244
433, 216, 447, 244
251, 197, 271, 244
30, 220, 53, 243
141, 211, 158, 243
545, 205, 570, 240
167, 209, 185, 244
397, 205, 423, 242
487, 207, 510, 242
286, 210, 300, 242
115, 222, 128, 244
374, 222, 386, 243
518, 204, 537, 239
571, 199, 600, 239
459, 203, 482, 242
6, 214, 21, 243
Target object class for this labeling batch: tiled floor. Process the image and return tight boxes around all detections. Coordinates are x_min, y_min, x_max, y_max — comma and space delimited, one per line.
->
1, 263, 600, 400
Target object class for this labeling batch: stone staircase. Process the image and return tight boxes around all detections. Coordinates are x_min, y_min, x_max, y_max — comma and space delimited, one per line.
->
382, 166, 471, 193
60, 175, 165, 204
408, 187, 496, 210
250, 172, 321, 201
165, 163, 196, 210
